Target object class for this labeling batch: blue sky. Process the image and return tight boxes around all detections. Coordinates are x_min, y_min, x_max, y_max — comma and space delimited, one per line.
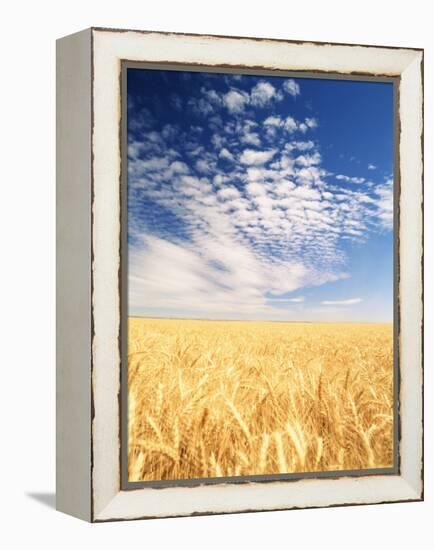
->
127, 68, 394, 322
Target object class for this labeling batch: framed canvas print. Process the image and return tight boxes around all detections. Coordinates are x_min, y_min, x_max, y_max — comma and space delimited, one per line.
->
56, 28, 424, 522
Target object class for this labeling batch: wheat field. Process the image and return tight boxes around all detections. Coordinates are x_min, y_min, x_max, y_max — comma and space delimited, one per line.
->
127, 317, 394, 482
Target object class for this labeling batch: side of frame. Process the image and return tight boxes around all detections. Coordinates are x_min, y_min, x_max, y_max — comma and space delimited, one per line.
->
56, 28, 93, 521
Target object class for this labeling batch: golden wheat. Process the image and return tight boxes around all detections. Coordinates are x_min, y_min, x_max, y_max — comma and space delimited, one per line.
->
127, 317, 394, 482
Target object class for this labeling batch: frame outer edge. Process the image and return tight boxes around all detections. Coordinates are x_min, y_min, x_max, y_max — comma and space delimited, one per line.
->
421, 49, 425, 501
56, 27, 93, 522
398, 51, 424, 498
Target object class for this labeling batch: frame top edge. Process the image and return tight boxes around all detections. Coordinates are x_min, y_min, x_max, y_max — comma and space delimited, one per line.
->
90, 26, 424, 54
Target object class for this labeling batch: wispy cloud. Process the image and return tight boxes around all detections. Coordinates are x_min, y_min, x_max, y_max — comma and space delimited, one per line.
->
336, 174, 365, 184
374, 178, 393, 230
129, 234, 342, 319
321, 298, 363, 306
283, 79, 300, 97
268, 296, 305, 303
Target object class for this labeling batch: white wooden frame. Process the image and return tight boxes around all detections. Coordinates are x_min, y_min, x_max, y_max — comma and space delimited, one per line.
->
56, 27, 423, 522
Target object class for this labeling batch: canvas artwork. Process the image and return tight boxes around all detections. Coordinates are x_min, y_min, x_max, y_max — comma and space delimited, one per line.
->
125, 67, 396, 484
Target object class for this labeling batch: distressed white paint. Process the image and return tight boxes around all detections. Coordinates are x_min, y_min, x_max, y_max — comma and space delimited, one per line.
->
91, 28, 423, 521
398, 54, 424, 494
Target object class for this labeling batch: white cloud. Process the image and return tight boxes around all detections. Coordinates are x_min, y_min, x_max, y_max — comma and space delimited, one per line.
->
291, 186, 321, 201
223, 89, 249, 113
219, 147, 235, 162
213, 174, 230, 187
129, 234, 343, 319
296, 166, 327, 184
241, 129, 261, 146
246, 181, 266, 196
251, 81, 280, 107
368, 164, 377, 170
217, 186, 241, 201
135, 156, 170, 171
268, 295, 305, 303
211, 133, 226, 149
375, 178, 393, 230
283, 79, 300, 97
321, 298, 363, 305
195, 159, 214, 173
296, 152, 322, 166
264, 115, 281, 127
284, 116, 298, 133
240, 149, 277, 166
263, 115, 313, 134
305, 117, 318, 129
170, 161, 190, 174
202, 88, 222, 106
286, 140, 315, 152
336, 174, 366, 184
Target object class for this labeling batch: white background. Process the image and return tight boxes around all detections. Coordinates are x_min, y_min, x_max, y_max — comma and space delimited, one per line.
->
1, 0, 431, 547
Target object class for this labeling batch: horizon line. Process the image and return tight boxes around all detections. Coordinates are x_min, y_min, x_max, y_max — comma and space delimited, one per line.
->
128, 314, 393, 324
